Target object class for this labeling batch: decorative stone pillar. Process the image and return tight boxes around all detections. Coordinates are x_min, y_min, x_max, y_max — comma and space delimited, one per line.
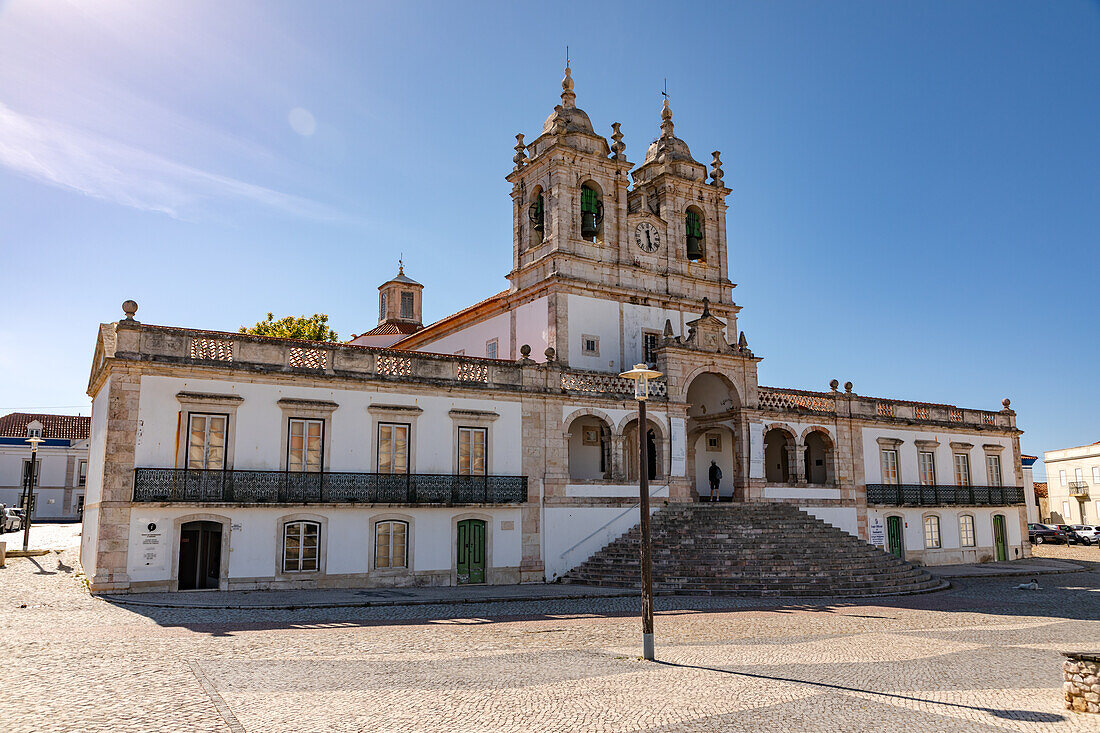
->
1063, 653, 1100, 713
610, 435, 626, 481
786, 443, 804, 485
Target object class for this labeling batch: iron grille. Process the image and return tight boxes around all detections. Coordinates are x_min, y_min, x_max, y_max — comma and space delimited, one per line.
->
865, 484, 1025, 506
132, 468, 528, 505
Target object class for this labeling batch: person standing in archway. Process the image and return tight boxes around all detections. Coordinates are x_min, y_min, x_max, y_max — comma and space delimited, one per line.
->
709, 460, 722, 502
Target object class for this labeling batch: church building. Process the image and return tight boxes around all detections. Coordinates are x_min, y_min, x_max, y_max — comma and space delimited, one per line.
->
79, 66, 1028, 594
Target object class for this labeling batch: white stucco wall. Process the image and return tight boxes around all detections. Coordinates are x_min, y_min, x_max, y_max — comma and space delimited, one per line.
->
866, 506, 1025, 565
544, 502, 661, 580
801, 506, 859, 537
414, 311, 511, 358
861, 428, 1015, 486
80, 376, 111, 576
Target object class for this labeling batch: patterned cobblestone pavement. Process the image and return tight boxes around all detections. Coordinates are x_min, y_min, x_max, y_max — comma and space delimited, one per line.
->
3, 545, 1099, 732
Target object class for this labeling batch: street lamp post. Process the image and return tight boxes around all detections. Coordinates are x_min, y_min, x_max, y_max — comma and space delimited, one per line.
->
619, 363, 662, 661
22, 436, 44, 552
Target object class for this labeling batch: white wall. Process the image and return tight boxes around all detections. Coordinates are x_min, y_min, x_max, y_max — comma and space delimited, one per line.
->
801, 506, 858, 536
81, 375, 111, 575
514, 296, 549, 360
866, 506, 1025, 565
693, 431, 735, 498
136, 376, 523, 476
544, 503, 661, 580
415, 312, 511, 358
861, 427, 1015, 486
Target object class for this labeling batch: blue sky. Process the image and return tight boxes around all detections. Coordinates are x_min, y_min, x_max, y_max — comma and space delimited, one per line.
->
0, 0, 1097, 478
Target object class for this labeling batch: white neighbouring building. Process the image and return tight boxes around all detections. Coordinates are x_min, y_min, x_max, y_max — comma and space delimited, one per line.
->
80, 66, 1029, 594
0, 413, 90, 521
1043, 441, 1100, 525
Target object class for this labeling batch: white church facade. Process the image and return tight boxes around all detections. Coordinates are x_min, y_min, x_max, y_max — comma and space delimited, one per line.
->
80, 67, 1028, 593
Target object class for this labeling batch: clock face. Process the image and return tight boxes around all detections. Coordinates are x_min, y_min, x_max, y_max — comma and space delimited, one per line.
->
635, 222, 661, 253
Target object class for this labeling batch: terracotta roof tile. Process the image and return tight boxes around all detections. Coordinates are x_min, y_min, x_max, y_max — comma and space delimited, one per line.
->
0, 413, 90, 440
357, 322, 422, 337
1033, 481, 1048, 498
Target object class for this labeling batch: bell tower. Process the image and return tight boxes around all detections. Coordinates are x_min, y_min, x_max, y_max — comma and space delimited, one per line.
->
506, 63, 634, 293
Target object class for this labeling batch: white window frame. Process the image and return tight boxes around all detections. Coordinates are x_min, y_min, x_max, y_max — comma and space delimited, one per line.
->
918, 451, 936, 486
374, 519, 409, 569
282, 520, 320, 573
986, 454, 1002, 487
22, 459, 41, 487
377, 422, 410, 474
78, 460, 88, 487
923, 515, 941, 549
581, 334, 600, 357
485, 338, 499, 359
1093, 466, 1100, 484
458, 426, 488, 476
880, 449, 900, 485
953, 454, 971, 487
1060, 469, 1067, 487
187, 413, 228, 470
1075, 467, 1084, 484
287, 418, 324, 473
959, 514, 975, 547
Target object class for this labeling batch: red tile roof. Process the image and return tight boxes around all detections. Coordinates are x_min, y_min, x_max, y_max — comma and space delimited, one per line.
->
1033, 481, 1048, 498
357, 322, 423, 338
0, 413, 90, 440
391, 290, 509, 348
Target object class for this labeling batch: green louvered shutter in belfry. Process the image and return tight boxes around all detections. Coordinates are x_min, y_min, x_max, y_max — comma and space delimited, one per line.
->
581, 186, 599, 214
686, 210, 703, 238
686, 210, 704, 259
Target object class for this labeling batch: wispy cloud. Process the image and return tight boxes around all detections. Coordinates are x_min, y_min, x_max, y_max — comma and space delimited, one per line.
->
0, 101, 338, 220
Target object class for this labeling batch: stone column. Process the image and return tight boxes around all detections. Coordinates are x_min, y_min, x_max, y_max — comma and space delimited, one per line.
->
610, 436, 626, 481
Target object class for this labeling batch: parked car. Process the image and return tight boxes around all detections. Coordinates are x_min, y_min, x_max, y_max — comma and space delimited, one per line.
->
1056, 524, 1088, 545
2, 507, 24, 534
1028, 523, 1067, 544
1069, 525, 1100, 546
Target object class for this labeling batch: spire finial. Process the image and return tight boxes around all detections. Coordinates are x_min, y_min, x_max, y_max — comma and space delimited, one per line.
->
659, 80, 674, 136
398, 254, 404, 275
561, 49, 576, 109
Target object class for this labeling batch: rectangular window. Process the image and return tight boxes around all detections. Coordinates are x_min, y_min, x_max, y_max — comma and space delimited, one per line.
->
374, 520, 408, 569
27, 427, 41, 438
581, 335, 599, 357
458, 427, 487, 476
643, 332, 660, 366
1060, 469, 1067, 487
22, 459, 41, 487
288, 418, 323, 472
485, 339, 498, 359
283, 521, 319, 573
918, 452, 936, 486
1093, 467, 1100, 484
1075, 468, 1084, 483
953, 454, 970, 487
924, 516, 941, 549
377, 423, 409, 474
959, 515, 975, 547
986, 455, 1002, 487
78, 460, 88, 487
880, 449, 899, 485
379, 292, 387, 321
400, 291, 414, 319
187, 413, 227, 470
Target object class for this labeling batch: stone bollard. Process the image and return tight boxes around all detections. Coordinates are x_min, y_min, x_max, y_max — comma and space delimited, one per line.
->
1063, 652, 1100, 713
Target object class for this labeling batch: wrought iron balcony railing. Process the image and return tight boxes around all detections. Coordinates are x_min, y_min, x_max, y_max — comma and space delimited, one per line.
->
1069, 481, 1090, 497
133, 468, 528, 505
865, 484, 1025, 507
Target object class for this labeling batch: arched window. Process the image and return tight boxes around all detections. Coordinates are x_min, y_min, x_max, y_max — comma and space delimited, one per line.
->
379, 292, 387, 322
763, 428, 791, 483
528, 189, 544, 243
580, 183, 603, 242
375, 520, 408, 569
283, 520, 320, 572
685, 208, 704, 261
923, 515, 941, 549
959, 515, 975, 547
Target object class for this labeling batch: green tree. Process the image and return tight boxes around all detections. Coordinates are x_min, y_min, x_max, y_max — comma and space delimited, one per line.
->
240, 313, 339, 342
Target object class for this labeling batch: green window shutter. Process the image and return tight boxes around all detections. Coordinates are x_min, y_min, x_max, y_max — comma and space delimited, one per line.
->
581, 186, 599, 214
686, 210, 703, 238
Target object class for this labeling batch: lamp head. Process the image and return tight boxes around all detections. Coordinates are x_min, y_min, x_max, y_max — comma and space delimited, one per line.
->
619, 363, 663, 401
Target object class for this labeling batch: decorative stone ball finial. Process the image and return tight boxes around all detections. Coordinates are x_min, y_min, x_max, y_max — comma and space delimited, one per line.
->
659, 98, 674, 137
844, 381, 853, 394
513, 134, 527, 171
122, 300, 138, 321
520, 344, 531, 358
561, 64, 576, 109
710, 151, 724, 187
1002, 398, 1011, 409
544, 346, 556, 362
830, 379, 840, 392
610, 122, 625, 160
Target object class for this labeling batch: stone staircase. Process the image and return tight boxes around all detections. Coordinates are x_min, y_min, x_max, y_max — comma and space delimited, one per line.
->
563, 503, 947, 597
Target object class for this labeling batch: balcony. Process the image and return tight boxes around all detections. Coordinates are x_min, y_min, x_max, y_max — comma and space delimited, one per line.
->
132, 468, 528, 505
866, 484, 1025, 507
1069, 481, 1090, 498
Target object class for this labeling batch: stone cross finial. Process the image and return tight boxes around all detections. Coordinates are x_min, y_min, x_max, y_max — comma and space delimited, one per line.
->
122, 300, 138, 321
513, 133, 527, 171
710, 151, 724, 187
700, 297, 711, 318
610, 123, 625, 160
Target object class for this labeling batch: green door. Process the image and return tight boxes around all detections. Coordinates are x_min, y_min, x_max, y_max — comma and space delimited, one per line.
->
456, 519, 486, 584
993, 515, 1007, 561
886, 516, 904, 559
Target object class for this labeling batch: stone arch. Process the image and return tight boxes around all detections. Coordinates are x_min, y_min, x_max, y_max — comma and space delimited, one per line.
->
679, 365, 741, 403
763, 425, 797, 484
687, 423, 738, 501
528, 184, 545, 246
800, 426, 835, 486
686, 371, 741, 417
170, 512, 232, 592
565, 410, 614, 480
579, 179, 605, 243
619, 414, 668, 482
685, 204, 706, 261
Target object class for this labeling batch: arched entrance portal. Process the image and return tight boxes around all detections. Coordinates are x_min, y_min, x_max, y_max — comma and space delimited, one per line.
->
622, 418, 665, 482
685, 372, 743, 501
691, 426, 736, 501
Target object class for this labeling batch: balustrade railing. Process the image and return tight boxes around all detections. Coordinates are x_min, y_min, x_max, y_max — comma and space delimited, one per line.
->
865, 483, 1024, 506
133, 468, 528, 505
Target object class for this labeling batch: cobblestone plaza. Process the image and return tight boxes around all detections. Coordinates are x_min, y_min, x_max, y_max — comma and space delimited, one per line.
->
3, 528, 1099, 732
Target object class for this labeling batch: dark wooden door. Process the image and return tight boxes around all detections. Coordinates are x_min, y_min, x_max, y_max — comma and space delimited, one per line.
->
456, 519, 486, 584
993, 515, 1007, 561
886, 516, 904, 559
